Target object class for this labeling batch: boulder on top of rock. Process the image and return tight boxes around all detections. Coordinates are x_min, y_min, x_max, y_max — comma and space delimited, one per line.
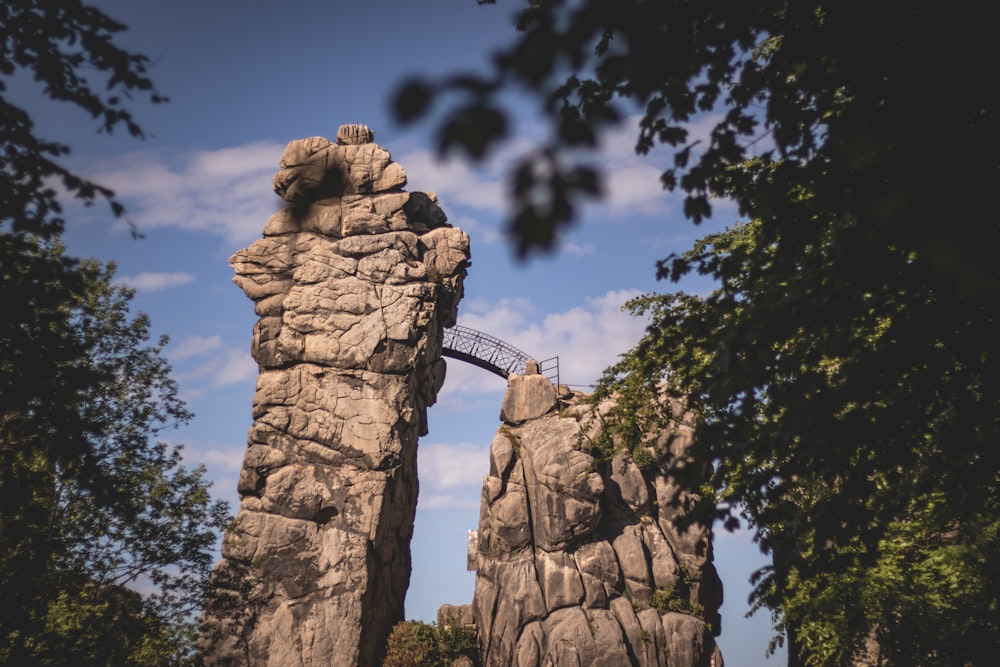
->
499, 372, 557, 424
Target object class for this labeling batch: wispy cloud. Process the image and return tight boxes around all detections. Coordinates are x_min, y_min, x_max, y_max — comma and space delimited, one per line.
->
85, 142, 284, 244
396, 148, 506, 213
417, 442, 489, 511
118, 271, 194, 291
213, 349, 258, 387
77, 110, 739, 250
451, 215, 503, 245
442, 288, 648, 398
175, 439, 246, 511
397, 114, 710, 227
562, 241, 595, 257
169, 334, 224, 360
175, 344, 257, 392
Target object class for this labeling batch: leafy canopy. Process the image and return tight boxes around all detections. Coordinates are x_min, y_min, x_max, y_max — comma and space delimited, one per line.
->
396, 1, 999, 664
1, 234, 231, 664
2, 2, 230, 663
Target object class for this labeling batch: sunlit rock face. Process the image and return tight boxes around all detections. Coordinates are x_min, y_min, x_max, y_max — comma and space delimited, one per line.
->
201, 125, 469, 667
474, 373, 725, 667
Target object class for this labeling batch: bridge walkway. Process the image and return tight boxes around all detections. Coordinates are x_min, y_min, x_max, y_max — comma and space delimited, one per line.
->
441, 324, 559, 387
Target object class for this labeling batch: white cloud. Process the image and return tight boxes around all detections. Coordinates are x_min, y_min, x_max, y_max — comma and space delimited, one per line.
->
443, 288, 648, 397
419, 443, 488, 490
452, 215, 503, 245
562, 241, 595, 257
86, 142, 285, 244
393, 115, 715, 226
417, 442, 489, 511
81, 112, 740, 250
603, 163, 673, 215
169, 334, 224, 360
118, 271, 195, 291
193, 442, 247, 474
213, 348, 258, 387
78, 115, 738, 251
394, 149, 506, 213
175, 345, 257, 389
418, 493, 480, 511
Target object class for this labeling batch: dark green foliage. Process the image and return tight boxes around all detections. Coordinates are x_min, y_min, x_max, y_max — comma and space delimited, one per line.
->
383, 619, 480, 667
402, 2, 999, 664
596, 219, 1000, 664
1, 2, 229, 663
1, 234, 231, 664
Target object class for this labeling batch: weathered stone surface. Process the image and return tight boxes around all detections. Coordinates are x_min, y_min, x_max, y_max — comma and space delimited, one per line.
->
474, 557, 546, 665
518, 416, 603, 552
575, 540, 622, 608
341, 192, 410, 236
612, 524, 655, 605
403, 191, 448, 230
336, 123, 374, 145
499, 372, 557, 424
207, 123, 721, 667
201, 126, 469, 667
611, 450, 650, 512
437, 603, 475, 629
272, 136, 407, 203
479, 459, 532, 556
661, 613, 721, 667
535, 550, 584, 612
471, 377, 723, 667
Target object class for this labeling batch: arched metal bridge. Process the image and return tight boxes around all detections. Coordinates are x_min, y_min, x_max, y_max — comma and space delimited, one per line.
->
442, 325, 559, 386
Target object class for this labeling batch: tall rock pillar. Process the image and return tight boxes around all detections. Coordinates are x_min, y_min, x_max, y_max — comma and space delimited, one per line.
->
473, 372, 724, 666
202, 125, 470, 666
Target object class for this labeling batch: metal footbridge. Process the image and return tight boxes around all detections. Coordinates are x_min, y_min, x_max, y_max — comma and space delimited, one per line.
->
442, 325, 559, 387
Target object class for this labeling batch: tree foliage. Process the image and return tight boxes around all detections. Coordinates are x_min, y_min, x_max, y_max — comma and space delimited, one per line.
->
1, 3, 230, 663
0, 233, 227, 665
597, 220, 999, 664
383, 619, 480, 667
1, 234, 231, 664
1, 0, 165, 237
397, 1, 999, 664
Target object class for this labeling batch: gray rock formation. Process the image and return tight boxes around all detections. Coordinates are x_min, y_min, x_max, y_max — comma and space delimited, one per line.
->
474, 371, 724, 667
201, 125, 469, 667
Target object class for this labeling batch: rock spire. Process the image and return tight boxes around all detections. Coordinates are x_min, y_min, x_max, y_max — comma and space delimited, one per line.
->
201, 124, 470, 666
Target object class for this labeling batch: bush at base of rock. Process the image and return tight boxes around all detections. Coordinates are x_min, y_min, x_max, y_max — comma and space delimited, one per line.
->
384, 620, 480, 667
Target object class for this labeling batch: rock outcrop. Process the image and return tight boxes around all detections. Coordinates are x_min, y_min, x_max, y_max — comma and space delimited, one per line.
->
201, 125, 469, 666
474, 372, 724, 667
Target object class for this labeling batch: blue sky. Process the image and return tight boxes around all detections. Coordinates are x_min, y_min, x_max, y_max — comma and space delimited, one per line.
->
17, 0, 782, 662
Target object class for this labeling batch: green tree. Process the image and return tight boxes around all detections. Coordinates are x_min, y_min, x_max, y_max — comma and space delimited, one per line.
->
1, 3, 229, 662
1, 233, 231, 664
396, 1, 998, 664
596, 220, 999, 664
383, 620, 480, 667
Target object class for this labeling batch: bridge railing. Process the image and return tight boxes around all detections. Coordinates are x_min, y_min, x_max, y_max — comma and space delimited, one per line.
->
442, 324, 559, 386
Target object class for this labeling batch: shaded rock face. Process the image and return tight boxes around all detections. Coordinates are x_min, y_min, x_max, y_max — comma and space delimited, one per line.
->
474, 373, 724, 667
201, 125, 469, 667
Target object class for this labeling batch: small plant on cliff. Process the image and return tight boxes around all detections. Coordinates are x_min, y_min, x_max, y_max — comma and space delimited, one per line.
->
651, 588, 686, 615
499, 424, 522, 460
651, 588, 708, 628
630, 445, 657, 475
